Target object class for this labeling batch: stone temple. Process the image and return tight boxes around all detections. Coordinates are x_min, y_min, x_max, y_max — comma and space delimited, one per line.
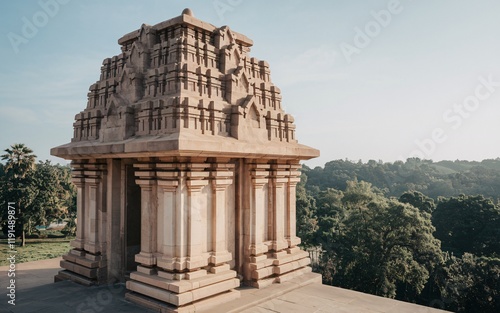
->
51, 8, 319, 311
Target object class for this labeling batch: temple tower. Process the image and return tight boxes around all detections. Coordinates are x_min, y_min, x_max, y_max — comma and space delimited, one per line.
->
51, 8, 319, 311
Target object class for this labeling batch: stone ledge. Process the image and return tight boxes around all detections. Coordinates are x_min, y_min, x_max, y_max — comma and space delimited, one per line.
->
51, 134, 319, 161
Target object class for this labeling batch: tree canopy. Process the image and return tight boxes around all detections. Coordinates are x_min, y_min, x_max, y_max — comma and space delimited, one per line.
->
433, 195, 500, 257
299, 159, 500, 312
1, 143, 37, 245
0, 144, 75, 245
303, 158, 500, 200
309, 180, 442, 299
1, 143, 36, 179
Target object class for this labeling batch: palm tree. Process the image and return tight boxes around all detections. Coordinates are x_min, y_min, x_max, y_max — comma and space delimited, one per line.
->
2, 143, 37, 179
1, 143, 37, 246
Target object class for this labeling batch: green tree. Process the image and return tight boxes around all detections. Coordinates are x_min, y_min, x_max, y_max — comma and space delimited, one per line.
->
439, 253, 500, 313
55, 164, 77, 236
2, 143, 37, 179
312, 187, 345, 282
0, 145, 77, 244
433, 195, 500, 257
399, 190, 435, 214
1, 143, 37, 246
26, 161, 76, 234
316, 180, 442, 300
296, 173, 318, 248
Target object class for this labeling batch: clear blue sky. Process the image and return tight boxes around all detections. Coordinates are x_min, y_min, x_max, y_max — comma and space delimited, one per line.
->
1, 0, 500, 168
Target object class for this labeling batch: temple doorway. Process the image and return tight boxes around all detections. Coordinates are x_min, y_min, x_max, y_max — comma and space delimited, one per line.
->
124, 163, 141, 275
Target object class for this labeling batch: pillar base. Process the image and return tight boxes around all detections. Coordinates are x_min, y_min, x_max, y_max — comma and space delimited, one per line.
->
248, 246, 311, 288
125, 288, 240, 313
135, 252, 157, 266
209, 251, 233, 265
56, 248, 107, 285
70, 238, 85, 250
126, 263, 241, 308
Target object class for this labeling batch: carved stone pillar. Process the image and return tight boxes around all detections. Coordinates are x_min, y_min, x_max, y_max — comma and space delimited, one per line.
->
286, 163, 302, 248
246, 161, 312, 288
156, 164, 179, 271
185, 162, 210, 270
70, 162, 85, 250
249, 163, 270, 257
269, 164, 290, 252
56, 161, 108, 285
126, 160, 240, 311
209, 162, 234, 266
84, 167, 103, 254
134, 163, 157, 267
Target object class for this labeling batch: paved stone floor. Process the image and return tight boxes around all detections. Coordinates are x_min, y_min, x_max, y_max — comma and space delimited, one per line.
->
204, 274, 451, 313
235, 283, 450, 313
0, 258, 451, 313
0, 257, 63, 291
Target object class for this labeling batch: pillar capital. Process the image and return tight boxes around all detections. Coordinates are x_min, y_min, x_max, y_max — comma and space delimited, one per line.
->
85, 177, 102, 186
135, 179, 156, 189
84, 162, 107, 171
186, 163, 210, 192
71, 177, 86, 187
157, 179, 179, 191
250, 164, 269, 188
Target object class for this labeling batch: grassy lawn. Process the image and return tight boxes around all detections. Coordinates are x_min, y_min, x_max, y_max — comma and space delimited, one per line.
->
0, 232, 73, 266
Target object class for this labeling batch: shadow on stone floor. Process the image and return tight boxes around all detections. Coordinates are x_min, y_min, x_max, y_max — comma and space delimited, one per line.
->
3, 280, 154, 313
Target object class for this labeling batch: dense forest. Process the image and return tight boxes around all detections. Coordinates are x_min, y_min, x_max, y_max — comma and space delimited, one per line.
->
298, 158, 500, 312
304, 158, 500, 200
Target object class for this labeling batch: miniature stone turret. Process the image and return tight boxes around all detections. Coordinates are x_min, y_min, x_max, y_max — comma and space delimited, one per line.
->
52, 8, 319, 312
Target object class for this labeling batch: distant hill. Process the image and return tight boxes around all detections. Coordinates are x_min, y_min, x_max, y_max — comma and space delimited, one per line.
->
303, 158, 500, 200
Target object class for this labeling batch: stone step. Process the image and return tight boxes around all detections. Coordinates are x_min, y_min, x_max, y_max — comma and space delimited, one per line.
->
62, 253, 104, 269
54, 270, 96, 286
60, 260, 105, 279
250, 249, 311, 280
274, 257, 311, 275
275, 266, 313, 284
272, 250, 309, 266
248, 256, 274, 271
125, 289, 240, 313
126, 277, 240, 306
